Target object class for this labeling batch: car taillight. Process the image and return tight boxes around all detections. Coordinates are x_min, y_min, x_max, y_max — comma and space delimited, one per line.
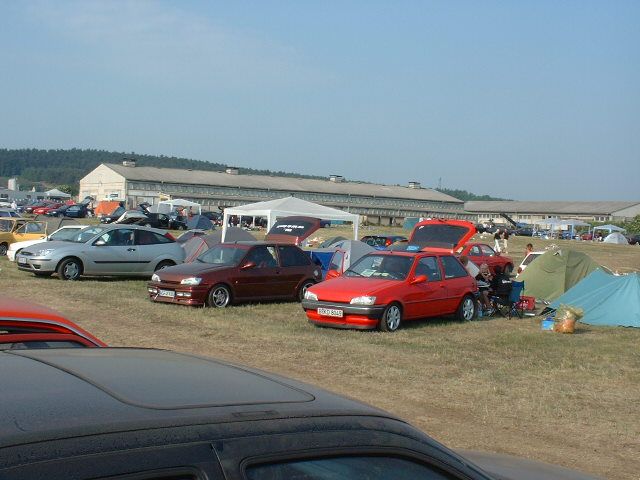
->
385, 239, 392, 246
164, 232, 176, 240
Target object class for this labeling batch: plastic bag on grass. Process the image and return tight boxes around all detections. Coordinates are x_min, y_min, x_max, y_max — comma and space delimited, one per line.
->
552, 304, 584, 334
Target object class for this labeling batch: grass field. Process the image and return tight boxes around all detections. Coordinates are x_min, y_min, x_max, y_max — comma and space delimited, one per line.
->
1, 228, 639, 479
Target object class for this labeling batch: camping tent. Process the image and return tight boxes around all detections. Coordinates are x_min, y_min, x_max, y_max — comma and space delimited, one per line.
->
603, 232, 629, 244
516, 248, 600, 301
186, 215, 213, 231
150, 199, 202, 215
309, 239, 375, 277
182, 227, 256, 262
222, 197, 360, 241
550, 269, 640, 327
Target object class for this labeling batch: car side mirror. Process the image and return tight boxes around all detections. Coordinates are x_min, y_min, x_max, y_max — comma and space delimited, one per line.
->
241, 261, 256, 270
94, 239, 106, 246
325, 269, 340, 279
410, 274, 428, 285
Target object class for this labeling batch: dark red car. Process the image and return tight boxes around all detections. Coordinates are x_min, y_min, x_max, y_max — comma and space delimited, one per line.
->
302, 250, 478, 331
148, 241, 322, 307
459, 243, 514, 275
0, 297, 106, 349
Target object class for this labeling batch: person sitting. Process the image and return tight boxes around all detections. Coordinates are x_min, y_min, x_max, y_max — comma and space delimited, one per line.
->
475, 263, 493, 313
490, 265, 512, 300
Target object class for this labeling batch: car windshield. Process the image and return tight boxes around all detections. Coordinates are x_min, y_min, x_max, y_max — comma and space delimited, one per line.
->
344, 254, 413, 280
70, 226, 107, 243
50, 228, 81, 241
197, 245, 247, 265
411, 224, 469, 249
67, 206, 80, 212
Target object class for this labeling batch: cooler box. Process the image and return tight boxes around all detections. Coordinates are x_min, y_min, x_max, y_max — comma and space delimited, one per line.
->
519, 296, 536, 311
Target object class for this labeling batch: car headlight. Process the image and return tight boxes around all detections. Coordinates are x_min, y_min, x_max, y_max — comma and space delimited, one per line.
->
350, 296, 376, 305
180, 277, 202, 285
35, 248, 55, 257
151, 273, 161, 282
304, 290, 318, 301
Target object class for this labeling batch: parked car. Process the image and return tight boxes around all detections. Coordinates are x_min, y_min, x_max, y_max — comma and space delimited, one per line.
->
516, 250, 546, 274
0, 297, 106, 349
0, 208, 21, 218
64, 203, 90, 218
626, 233, 640, 245
21, 201, 53, 215
0, 218, 49, 256
514, 227, 534, 236
7, 225, 85, 261
32, 202, 64, 215
115, 209, 188, 230
45, 203, 71, 217
99, 205, 126, 223
16, 225, 185, 280
302, 250, 478, 331
148, 241, 322, 307
0, 347, 601, 479
360, 234, 408, 249
459, 243, 515, 275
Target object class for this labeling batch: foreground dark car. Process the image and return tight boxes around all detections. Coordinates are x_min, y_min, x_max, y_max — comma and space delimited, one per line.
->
148, 241, 322, 307
0, 348, 602, 479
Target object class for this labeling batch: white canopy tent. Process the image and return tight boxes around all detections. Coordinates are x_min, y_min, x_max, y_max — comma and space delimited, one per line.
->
149, 199, 202, 215
222, 197, 360, 241
594, 224, 625, 234
44, 188, 71, 199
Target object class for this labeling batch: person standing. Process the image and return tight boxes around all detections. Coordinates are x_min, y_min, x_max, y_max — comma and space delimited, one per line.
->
502, 229, 510, 254
494, 229, 502, 253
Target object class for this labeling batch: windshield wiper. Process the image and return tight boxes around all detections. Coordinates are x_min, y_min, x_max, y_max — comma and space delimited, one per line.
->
345, 269, 363, 277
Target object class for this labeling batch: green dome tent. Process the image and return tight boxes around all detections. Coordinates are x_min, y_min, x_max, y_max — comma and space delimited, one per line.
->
550, 269, 640, 328
516, 249, 600, 301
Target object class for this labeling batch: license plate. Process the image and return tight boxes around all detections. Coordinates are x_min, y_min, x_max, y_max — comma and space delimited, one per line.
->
158, 289, 175, 298
17, 256, 27, 265
317, 307, 343, 318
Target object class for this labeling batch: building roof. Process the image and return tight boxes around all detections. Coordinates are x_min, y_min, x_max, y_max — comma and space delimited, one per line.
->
465, 200, 640, 215
103, 163, 462, 204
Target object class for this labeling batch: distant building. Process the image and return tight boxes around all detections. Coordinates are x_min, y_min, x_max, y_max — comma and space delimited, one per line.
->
79, 162, 470, 225
465, 200, 640, 224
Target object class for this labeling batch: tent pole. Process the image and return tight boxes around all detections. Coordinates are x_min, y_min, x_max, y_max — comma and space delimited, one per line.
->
354, 216, 359, 240
221, 213, 228, 242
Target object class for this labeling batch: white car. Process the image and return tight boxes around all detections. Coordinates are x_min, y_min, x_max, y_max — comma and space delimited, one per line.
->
6, 225, 85, 261
516, 250, 545, 274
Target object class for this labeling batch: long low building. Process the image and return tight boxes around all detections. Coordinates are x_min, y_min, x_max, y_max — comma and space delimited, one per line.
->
79, 162, 471, 224
465, 200, 640, 223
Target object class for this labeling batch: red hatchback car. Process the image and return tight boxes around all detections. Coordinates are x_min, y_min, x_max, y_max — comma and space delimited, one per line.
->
148, 242, 322, 307
302, 250, 478, 331
1, 297, 106, 349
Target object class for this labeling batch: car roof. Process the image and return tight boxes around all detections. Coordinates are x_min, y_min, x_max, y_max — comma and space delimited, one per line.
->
0, 348, 394, 447
0, 298, 71, 324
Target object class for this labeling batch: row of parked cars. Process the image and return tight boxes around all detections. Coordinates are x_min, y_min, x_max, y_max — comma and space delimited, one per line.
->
0, 295, 602, 479
5, 218, 516, 333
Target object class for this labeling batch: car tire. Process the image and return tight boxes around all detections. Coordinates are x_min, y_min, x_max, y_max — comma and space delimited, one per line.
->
207, 284, 232, 308
57, 258, 82, 281
504, 264, 513, 275
0, 243, 8, 256
154, 260, 174, 271
457, 295, 476, 321
379, 303, 402, 332
298, 280, 315, 302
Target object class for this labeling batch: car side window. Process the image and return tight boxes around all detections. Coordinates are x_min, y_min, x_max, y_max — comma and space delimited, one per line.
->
246, 455, 456, 480
441, 256, 469, 279
469, 245, 481, 256
415, 256, 441, 281
0, 219, 12, 232
26, 222, 46, 234
245, 246, 278, 268
278, 246, 312, 267
328, 250, 344, 271
98, 229, 136, 246
137, 230, 172, 245
480, 245, 495, 256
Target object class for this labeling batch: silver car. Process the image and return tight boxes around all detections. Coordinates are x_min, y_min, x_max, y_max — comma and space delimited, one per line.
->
16, 224, 185, 280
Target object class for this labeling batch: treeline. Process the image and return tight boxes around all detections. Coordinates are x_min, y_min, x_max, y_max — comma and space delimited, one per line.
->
0, 148, 326, 188
435, 188, 509, 201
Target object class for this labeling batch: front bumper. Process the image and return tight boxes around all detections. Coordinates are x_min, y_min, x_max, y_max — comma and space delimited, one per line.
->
147, 282, 210, 306
301, 299, 386, 329
16, 256, 55, 273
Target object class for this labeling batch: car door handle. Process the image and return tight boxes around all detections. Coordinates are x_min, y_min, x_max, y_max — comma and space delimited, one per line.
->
127, 248, 136, 252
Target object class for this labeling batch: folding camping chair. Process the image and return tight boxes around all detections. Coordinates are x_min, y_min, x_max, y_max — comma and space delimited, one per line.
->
490, 281, 525, 318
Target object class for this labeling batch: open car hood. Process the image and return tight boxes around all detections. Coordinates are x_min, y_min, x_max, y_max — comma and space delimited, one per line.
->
265, 216, 322, 246
408, 219, 476, 253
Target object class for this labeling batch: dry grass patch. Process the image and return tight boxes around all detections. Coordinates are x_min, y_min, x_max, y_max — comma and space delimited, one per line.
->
1, 230, 639, 479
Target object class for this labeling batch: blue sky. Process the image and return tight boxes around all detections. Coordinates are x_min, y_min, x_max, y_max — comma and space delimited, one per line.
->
1, 1, 638, 200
